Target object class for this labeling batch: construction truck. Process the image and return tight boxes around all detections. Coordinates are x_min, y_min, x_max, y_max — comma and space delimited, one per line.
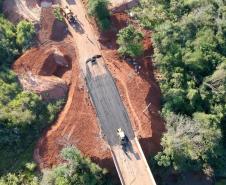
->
86, 55, 102, 65
61, 6, 77, 26
117, 128, 129, 150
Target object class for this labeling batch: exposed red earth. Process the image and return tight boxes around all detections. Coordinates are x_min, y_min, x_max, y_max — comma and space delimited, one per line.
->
10, 0, 164, 177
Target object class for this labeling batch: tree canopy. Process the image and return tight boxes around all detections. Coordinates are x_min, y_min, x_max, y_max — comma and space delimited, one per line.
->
0, 16, 35, 66
155, 113, 225, 174
88, 0, 111, 30
0, 69, 64, 173
0, 14, 64, 184
43, 146, 111, 185
117, 25, 144, 57
16, 20, 35, 50
132, 0, 226, 178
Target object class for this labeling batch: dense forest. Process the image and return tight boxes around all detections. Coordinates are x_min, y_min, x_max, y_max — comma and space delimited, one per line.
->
131, 0, 226, 184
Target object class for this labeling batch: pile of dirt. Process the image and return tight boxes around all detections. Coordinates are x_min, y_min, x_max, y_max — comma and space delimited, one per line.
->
12, 42, 73, 84
18, 72, 68, 101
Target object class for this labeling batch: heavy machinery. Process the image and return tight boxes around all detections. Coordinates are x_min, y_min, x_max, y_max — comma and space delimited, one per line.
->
117, 128, 129, 150
86, 55, 102, 65
61, 6, 77, 26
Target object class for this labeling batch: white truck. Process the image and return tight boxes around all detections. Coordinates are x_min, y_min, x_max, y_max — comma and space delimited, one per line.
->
117, 128, 129, 150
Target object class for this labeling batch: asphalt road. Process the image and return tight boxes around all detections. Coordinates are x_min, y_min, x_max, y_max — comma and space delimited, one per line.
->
85, 60, 135, 146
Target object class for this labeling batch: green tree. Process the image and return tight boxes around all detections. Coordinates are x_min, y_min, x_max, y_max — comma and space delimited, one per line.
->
0, 163, 38, 185
0, 17, 35, 66
133, 0, 226, 179
16, 20, 35, 50
54, 7, 64, 22
0, 16, 18, 65
46, 146, 110, 185
88, 0, 110, 30
155, 113, 225, 174
0, 70, 64, 173
117, 25, 144, 57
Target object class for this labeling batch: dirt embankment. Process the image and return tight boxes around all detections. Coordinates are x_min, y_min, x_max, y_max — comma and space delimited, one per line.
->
18, 73, 68, 101
13, 42, 73, 83
12, 7, 72, 99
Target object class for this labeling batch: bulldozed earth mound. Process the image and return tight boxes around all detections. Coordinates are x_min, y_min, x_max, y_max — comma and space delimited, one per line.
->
18, 72, 68, 101
12, 42, 73, 83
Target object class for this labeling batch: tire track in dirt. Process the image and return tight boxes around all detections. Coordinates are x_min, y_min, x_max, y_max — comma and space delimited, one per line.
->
15, 0, 40, 21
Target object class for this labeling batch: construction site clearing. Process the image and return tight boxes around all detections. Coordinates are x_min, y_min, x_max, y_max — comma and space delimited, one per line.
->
85, 56, 156, 185
7, 0, 165, 184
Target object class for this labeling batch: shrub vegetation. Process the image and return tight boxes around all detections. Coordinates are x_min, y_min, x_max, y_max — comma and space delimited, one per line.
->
42, 146, 112, 185
117, 25, 144, 57
0, 13, 64, 184
88, 0, 111, 30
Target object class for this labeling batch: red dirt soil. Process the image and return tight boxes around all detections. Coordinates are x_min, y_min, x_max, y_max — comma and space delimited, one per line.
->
13, 41, 73, 84
13, 6, 113, 171
38, 7, 68, 42
12, 3, 164, 174
99, 12, 165, 155
35, 61, 112, 170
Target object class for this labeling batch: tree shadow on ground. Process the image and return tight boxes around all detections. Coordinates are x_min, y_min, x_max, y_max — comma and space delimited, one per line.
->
51, 20, 68, 42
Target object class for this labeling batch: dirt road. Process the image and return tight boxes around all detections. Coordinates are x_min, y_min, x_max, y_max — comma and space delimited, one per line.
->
61, 0, 100, 72
60, 0, 157, 184
15, 0, 41, 21
112, 139, 156, 185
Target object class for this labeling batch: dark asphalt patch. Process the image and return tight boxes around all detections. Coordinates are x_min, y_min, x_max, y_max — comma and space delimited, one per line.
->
85, 64, 135, 146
